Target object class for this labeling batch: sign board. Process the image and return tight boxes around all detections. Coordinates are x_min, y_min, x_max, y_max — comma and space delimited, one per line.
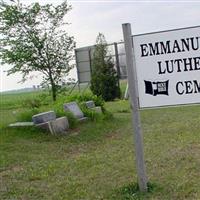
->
75, 43, 127, 84
133, 26, 200, 108
75, 47, 93, 83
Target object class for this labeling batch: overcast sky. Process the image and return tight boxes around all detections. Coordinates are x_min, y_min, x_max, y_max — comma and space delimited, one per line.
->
1, 0, 200, 91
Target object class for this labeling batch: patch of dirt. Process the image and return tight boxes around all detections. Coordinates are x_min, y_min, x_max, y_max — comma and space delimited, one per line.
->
70, 128, 81, 136
105, 131, 120, 140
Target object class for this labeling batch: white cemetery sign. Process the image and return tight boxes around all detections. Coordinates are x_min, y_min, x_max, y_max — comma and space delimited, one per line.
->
132, 26, 200, 108
122, 24, 200, 192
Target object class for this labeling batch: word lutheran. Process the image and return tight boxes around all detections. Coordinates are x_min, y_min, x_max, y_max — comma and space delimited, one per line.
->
158, 57, 200, 74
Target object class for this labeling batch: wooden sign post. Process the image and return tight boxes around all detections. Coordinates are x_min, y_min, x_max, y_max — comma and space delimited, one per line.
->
122, 22, 200, 192
122, 23, 148, 192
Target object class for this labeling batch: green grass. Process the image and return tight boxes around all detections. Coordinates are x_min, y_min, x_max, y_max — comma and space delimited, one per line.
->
1, 91, 200, 199
0, 91, 48, 110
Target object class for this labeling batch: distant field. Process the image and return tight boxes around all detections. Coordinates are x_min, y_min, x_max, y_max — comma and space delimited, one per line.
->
0, 89, 200, 199
0, 91, 46, 110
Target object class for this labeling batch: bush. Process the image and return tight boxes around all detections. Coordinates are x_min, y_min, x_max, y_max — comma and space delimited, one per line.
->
56, 92, 105, 111
64, 92, 104, 108
22, 98, 41, 109
90, 33, 121, 101
54, 106, 78, 128
17, 92, 111, 126
101, 109, 113, 121
45, 91, 112, 125
37, 93, 52, 105
16, 108, 40, 122
22, 93, 51, 109
79, 103, 101, 121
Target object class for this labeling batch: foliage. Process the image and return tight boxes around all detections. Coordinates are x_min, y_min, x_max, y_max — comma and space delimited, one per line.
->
100, 109, 113, 120
21, 93, 51, 109
116, 182, 157, 200
54, 92, 110, 121
1, 94, 200, 199
90, 33, 120, 101
80, 103, 101, 121
58, 91, 111, 120
0, 0, 75, 101
22, 98, 41, 109
64, 92, 105, 108
55, 106, 78, 128
37, 93, 52, 105
0, 91, 44, 110
16, 108, 39, 121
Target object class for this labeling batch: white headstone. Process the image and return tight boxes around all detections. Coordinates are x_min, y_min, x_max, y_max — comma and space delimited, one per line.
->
63, 102, 84, 119
32, 111, 56, 124
85, 100, 95, 108
36, 117, 69, 135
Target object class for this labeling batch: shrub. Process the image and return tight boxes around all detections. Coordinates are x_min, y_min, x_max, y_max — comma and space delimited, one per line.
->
22, 93, 52, 109
37, 93, 52, 106
16, 108, 40, 122
90, 33, 121, 101
54, 92, 112, 123
79, 103, 102, 121
54, 106, 78, 128
101, 110, 113, 120
22, 98, 41, 109
56, 92, 105, 112
65, 92, 104, 108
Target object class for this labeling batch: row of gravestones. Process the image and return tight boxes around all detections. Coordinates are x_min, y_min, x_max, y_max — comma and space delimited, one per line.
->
9, 101, 102, 135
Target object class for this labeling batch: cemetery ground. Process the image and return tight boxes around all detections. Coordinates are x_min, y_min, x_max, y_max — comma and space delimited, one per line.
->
0, 89, 200, 200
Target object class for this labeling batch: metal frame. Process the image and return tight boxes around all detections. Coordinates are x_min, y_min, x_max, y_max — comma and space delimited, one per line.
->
132, 25, 200, 38
75, 41, 127, 85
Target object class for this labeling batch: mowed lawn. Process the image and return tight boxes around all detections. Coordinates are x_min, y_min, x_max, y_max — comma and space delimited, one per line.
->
0, 92, 200, 199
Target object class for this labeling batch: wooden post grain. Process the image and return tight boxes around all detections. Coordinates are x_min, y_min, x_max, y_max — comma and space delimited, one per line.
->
122, 23, 148, 192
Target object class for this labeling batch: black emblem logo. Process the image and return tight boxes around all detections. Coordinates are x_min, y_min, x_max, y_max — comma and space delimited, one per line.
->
144, 80, 169, 96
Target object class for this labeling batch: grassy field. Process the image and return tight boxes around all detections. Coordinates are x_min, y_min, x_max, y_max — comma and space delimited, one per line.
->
0, 91, 200, 199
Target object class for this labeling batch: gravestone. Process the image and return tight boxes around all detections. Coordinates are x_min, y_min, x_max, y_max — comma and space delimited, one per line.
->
36, 117, 69, 135
9, 110, 69, 135
63, 102, 86, 120
85, 100, 95, 108
32, 111, 56, 125
85, 100, 102, 113
51, 117, 69, 134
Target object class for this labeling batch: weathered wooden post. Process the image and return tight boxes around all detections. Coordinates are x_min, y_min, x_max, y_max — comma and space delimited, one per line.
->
114, 42, 121, 89
122, 23, 148, 192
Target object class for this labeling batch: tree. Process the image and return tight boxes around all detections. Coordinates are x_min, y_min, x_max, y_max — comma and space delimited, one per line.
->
90, 33, 120, 101
0, 0, 75, 101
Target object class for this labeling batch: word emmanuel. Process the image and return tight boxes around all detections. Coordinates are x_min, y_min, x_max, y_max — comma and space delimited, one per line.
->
140, 37, 199, 57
